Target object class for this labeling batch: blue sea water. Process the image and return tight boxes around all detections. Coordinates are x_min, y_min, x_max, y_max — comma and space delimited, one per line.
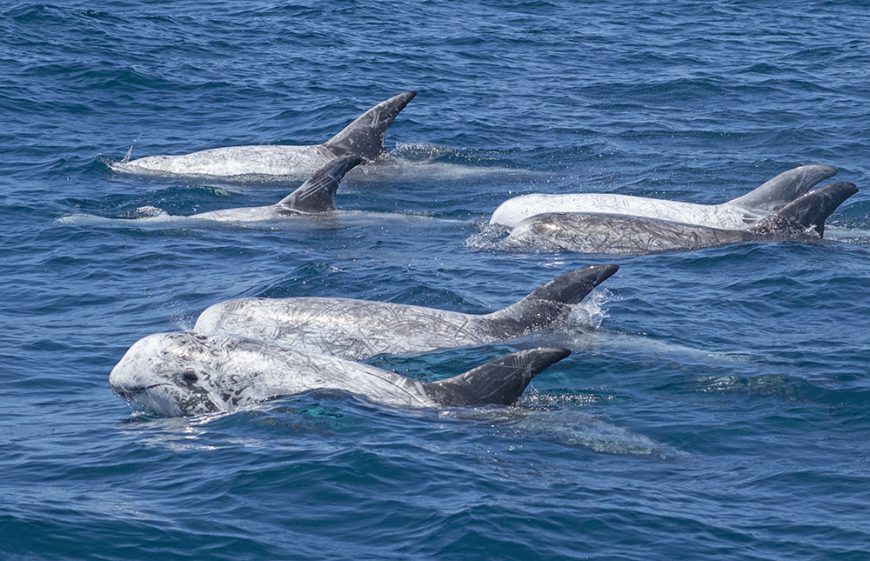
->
2, 1, 870, 559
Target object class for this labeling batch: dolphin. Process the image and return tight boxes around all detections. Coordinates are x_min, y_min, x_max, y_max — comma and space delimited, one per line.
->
489, 164, 838, 229
126, 155, 363, 223
109, 331, 571, 417
193, 264, 618, 360
110, 91, 416, 179
503, 182, 858, 255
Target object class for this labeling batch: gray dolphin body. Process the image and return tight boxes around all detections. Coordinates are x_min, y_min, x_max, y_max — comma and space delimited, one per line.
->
111, 91, 416, 179
109, 331, 570, 417
490, 164, 838, 229
188, 155, 363, 222
504, 182, 858, 255
120, 155, 363, 223
194, 265, 618, 360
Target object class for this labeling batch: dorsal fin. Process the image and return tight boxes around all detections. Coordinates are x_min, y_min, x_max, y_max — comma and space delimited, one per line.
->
424, 348, 570, 407
750, 182, 858, 238
727, 164, 837, 213
324, 91, 417, 160
278, 155, 363, 213
486, 265, 618, 335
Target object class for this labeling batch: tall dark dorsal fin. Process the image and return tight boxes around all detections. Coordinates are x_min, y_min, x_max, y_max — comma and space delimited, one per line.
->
278, 155, 363, 213
486, 265, 618, 335
750, 181, 858, 238
727, 164, 837, 213
324, 91, 417, 160
424, 348, 570, 407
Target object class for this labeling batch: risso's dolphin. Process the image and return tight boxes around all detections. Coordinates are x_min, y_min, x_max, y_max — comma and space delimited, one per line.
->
129, 155, 363, 223
490, 164, 838, 229
504, 182, 858, 255
194, 264, 618, 360
109, 331, 571, 417
111, 91, 416, 179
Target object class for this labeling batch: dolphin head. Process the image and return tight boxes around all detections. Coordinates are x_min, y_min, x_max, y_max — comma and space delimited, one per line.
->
109, 332, 229, 417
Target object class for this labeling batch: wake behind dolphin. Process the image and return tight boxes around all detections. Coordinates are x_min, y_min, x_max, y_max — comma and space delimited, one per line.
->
194, 264, 618, 360
502, 182, 858, 255
109, 331, 570, 417
111, 91, 416, 179
490, 164, 838, 229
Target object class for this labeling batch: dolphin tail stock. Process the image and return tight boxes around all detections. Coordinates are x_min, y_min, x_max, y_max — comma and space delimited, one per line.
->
726, 164, 838, 213
750, 181, 858, 238
277, 155, 364, 213
324, 91, 417, 161
486, 264, 619, 334
424, 347, 571, 407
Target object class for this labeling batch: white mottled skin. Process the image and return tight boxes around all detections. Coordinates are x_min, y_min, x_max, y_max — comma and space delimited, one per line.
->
109, 333, 437, 416
109, 332, 571, 417
506, 213, 751, 255
491, 194, 764, 229
187, 205, 300, 223
109, 91, 416, 180
502, 182, 858, 255
194, 297, 501, 360
116, 154, 364, 223
193, 265, 618, 360
490, 165, 838, 229
111, 145, 336, 179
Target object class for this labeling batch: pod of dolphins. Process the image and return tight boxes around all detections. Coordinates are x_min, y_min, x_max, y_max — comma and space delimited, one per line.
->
108, 91, 859, 418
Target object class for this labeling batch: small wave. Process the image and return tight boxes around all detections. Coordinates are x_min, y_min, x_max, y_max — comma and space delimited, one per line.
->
463, 222, 514, 251
560, 329, 756, 364
826, 226, 870, 240
563, 287, 611, 331
657, 372, 835, 405
127, 205, 168, 219
351, 144, 543, 182
467, 407, 683, 459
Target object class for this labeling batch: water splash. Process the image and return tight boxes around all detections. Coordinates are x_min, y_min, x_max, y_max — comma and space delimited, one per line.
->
127, 205, 168, 218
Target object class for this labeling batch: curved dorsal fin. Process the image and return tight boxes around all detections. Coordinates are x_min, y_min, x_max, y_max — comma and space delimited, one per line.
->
324, 91, 416, 160
750, 181, 857, 238
424, 348, 570, 406
278, 155, 363, 213
487, 264, 618, 335
727, 164, 837, 212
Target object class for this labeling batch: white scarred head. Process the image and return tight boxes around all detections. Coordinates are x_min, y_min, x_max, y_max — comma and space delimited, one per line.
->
109, 332, 231, 417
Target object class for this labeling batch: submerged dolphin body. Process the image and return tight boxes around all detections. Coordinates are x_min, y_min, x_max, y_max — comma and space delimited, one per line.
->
109, 332, 571, 417
504, 182, 858, 255
490, 165, 838, 229
111, 91, 416, 179
194, 265, 618, 360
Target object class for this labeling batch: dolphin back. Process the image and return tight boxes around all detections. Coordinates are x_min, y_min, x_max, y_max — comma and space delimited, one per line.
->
750, 181, 858, 238
424, 348, 570, 407
324, 91, 417, 160
278, 155, 364, 213
727, 164, 837, 213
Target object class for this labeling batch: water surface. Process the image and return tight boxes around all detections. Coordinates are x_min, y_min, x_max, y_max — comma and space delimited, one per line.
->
2, 2, 869, 559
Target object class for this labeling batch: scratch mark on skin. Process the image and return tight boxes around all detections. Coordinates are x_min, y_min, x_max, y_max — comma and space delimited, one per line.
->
192, 266, 617, 362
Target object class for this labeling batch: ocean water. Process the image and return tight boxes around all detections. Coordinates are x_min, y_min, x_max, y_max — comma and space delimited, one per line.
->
2, 1, 870, 559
